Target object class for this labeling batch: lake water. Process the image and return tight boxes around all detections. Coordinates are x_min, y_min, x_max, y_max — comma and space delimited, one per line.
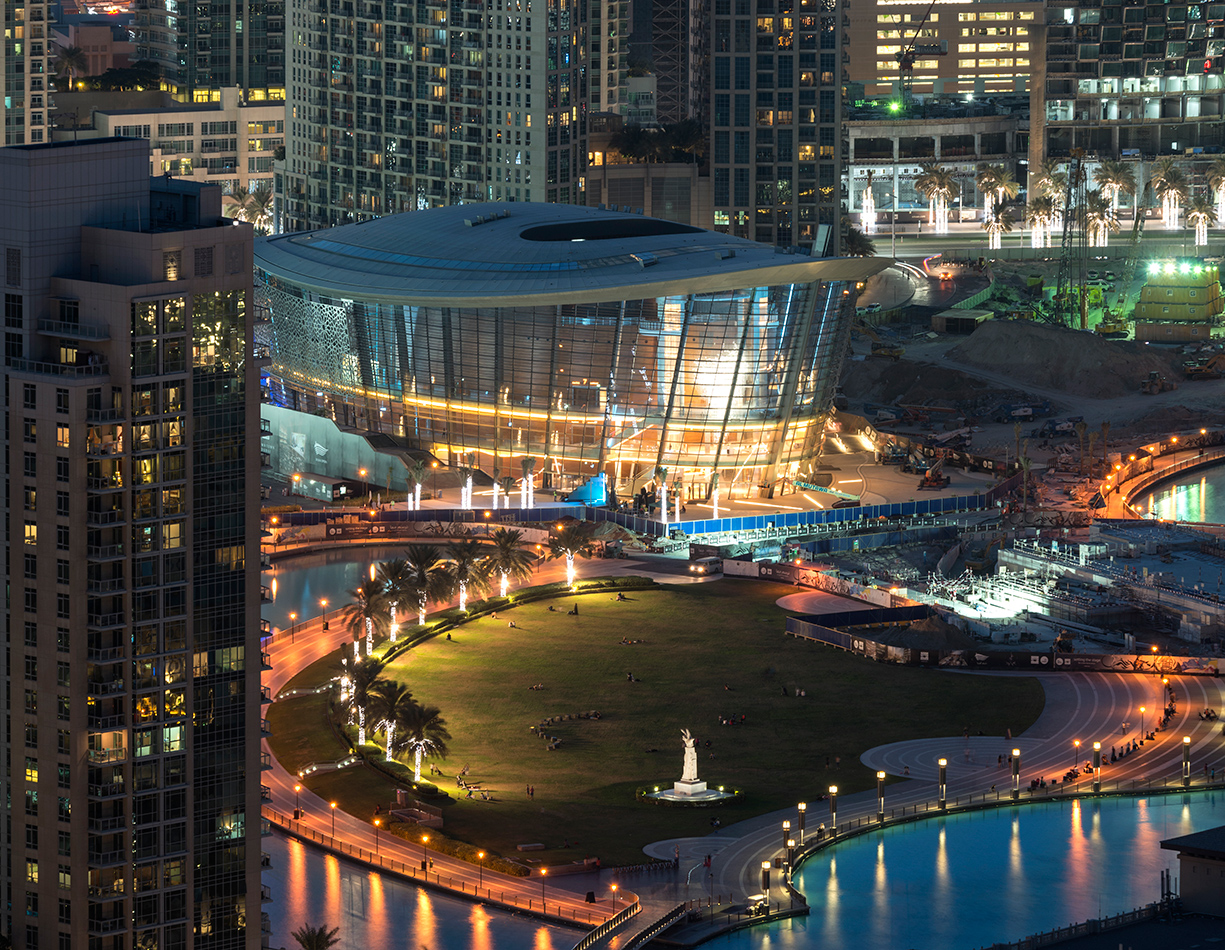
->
1136, 463, 1225, 523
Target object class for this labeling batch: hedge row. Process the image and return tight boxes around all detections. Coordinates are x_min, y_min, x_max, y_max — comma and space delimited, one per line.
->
387, 823, 531, 877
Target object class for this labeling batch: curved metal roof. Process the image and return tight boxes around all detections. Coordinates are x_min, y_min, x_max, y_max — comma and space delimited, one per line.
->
255, 203, 887, 306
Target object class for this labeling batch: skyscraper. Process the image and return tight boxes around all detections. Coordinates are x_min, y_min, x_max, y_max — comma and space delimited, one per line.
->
708, 0, 845, 252
2, 0, 53, 145
1, 138, 263, 950
278, 0, 588, 231
134, 0, 286, 103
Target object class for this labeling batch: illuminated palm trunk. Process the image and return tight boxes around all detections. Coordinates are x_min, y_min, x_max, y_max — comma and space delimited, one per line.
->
384, 721, 396, 761
1196, 218, 1208, 246
389, 602, 398, 643
413, 746, 424, 782
862, 189, 877, 234
365, 616, 373, 655
566, 552, 576, 587
418, 594, 427, 627
358, 705, 367, 746
414, 482, 422, 510
660, 483, 668, 527
500, 570, 509, 597
459, 580, 468, 612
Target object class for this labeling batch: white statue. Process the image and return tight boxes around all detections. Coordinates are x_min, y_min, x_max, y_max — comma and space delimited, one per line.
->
681, 728, 699, 783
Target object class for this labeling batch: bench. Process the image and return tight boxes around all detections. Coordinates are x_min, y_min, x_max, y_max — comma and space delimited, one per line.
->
517, 843, 545, 851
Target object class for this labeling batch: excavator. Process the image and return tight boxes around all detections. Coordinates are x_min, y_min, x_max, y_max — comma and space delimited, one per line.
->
853, 322, 905, 361
917, 457, 951, 490
1183, 353, 1225, 381
1139, 370, 1178, 395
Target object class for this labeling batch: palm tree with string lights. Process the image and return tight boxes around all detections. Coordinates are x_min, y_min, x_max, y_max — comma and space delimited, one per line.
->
396, 544, 454, 627
1187, 194, 1217, 247
341, 578, 387, 657
348, 656, 387, 746
548, 522, 595, 588
982, 208, 1015, 251
369, 679, 415, 762
1150, 157, 1189, 229
1092, 160, 1135, 217
375, 558, 413, 642
399, 702, 451, 782
487, 527, 534, 597
1081, 189, 1120, 248
1208, 156, 1225, 225
1025, 195, 1057, 249
915, 163, 956, 234
445, 538, 490, 612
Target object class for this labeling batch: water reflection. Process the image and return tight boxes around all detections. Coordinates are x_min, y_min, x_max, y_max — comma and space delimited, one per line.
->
263, 545, 418, 632
1145, 465, 1225, 523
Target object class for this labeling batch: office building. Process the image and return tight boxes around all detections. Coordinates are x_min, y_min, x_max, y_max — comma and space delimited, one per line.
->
278, 0, 588, 232
3, 0, 53, 145
1, 138, 264, 950
846, 0, 1041, 98
256, 201, 883, 499
708, 0, 846, 252
134, 0, 285, 103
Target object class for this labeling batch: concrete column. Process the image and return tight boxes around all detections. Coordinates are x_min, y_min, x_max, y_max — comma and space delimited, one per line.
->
974, 133, 981, 160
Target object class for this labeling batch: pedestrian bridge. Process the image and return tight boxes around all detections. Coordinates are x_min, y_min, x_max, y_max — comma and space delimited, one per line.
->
572, 900, 687, 950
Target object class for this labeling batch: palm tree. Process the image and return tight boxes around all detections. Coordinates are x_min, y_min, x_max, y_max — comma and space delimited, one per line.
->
224, 184, 252, 222
915, 163, 956, 234
977, 163, 1020, 222
52, 44, 89, 90
247, 187, 274, 234
445, 538, 489, 612
1024, 195, 1058, 249
548, 523, 595, 588
487, 527, 534, 597
397, 544, 453, 626
655, 465, 669, 524
1093, 160, 1135, 216
399, 702, 451, 782
1100, 421, 1111, 468
976, 164, 1000, 219
1208, 156, 1225, 225
291, 924, 340, 950
1150, 158, 1189, 229
341, 579, 386, 657
1081, 189, 1120, 248
1187, 194, 1217, 247
665, 118, 706, 163
348, 657, 386, 746
520, 457, 537, 508
369, 679, 414, 762
842, 225, 877, 257
860, 169, 878, 233
982, 209, 1015, 251
1033, 158, 1069, 230
408, 459, 428, 510
1086, 432, 1099, 476
375, 558, 414, 642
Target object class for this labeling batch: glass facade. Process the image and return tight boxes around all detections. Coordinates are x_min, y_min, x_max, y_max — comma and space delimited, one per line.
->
259, 275, 851, 497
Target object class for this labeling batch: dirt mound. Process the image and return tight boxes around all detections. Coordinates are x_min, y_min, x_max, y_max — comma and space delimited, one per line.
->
1114, 404, 1225, 437
840, 358, 995, 407
946, 321, 1183, 398
871, 613, 977, 651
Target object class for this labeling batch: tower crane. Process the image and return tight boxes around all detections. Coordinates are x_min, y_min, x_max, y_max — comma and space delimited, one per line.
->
895, 0, 941, 103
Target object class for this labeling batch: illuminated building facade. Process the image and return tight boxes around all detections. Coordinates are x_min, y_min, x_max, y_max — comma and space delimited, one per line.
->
846, 0, 1040, 97
256, 202, 883, 498
2, 0, 53, 145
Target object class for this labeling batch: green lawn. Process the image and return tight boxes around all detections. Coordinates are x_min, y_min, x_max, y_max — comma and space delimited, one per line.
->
269, 580, 1045, 866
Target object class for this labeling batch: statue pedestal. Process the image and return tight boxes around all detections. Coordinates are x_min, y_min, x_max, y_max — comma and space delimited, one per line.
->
673, 779, 708, 797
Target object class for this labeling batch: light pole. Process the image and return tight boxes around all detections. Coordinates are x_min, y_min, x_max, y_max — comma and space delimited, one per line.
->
1012, 748, 1021, 800
611, 883, 618, 912
1140, 705, 1146, 739
431, 460, 439, 501
761, 861, 771, 903
786, 837, 796, 870
373, 817, 381, 852
1072, 739, 1081, 774
421, 834, 430, 871
289, 611, 298, 644
877, 771, 886, 822
828, 785, 838, 836
938, 758, 947, 809
539, 867, 547, 907
320, 597, 330, 632
781, 819, 791, 849
330, 801, 337, 836
796, 802, 806, 844
294, 783, 302, 820
1093, 743, 1101, 793
477, 851, 485, 890
1183, 736, 1192, 787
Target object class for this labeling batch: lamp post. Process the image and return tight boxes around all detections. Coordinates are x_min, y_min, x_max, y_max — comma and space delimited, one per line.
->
761, 861, 771, 902
431, 460, 439, 501
938, 758, 947, 809
421, 834, 430, 871
330, 801, 337, 836
320, 597, 330, 632
611, 883, 618, 912
781, 819, 791, 849
293, 783, 302, 820
477, 851, 485, 890
1011, 748, 1021, 800
540, 867, 547, 907
828, 785, 838, 836
877, 771, 886, 822
1183, 736, 1192, 787
1072, 739, 1081, 774
786, 838, 796, 870
288, 611, 298, 644
796, 802, 807, 845
1092, 743, 1101, 793
1140, 705, 1146, 739
372, 818, 381, 852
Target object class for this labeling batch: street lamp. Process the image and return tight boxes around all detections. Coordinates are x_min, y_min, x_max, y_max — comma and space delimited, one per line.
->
288, 611, 298, 644
781, 819, 791, 849
761, 861, 771, 902
431, 460, 439, 500
611, 883, 618, 912
1183, 736, 1192, 787
828, 785, 838, 836
477, 851, 485, 890
1093, 743, 1101, 793
421, 834, 430, 871
1140, 705, 1146, 739
877, 771, 886, 822
786, 837, 796, 869
330, 801, 337, 836
938, 758, 947, 809
320, 597, 330, 632
1072, 739, 1081, 774
294, 783, 302, 820
373, 817, 381, 852
540, 867, 547, 907
1011, 749, 1021, 801
796, 802, 807, 844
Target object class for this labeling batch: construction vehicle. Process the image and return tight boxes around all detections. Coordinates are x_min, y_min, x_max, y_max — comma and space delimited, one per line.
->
1030, 418, 1077, 438
917, 457, 951, 490
1139, 371, 1178, 395
854, 322, 906, 361
880, 443, 909, 466
1183, 353, 1225, 380
902, 455, 931, 475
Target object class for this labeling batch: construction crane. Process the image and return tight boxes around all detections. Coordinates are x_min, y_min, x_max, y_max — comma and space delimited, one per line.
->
895, 0, 941, 102
1051, 149, 1088, 327
1098, 180, 1152, 337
